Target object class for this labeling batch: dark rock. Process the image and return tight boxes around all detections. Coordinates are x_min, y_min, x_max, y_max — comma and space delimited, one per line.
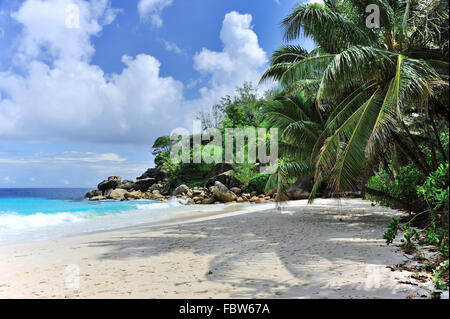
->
85, 189, 101, 198
98, 176, 121, 192
210, 181, 236, 203
230, 187, 242, 195
133, 178, 157, 192
103, 188, 113, 198
205, 170, 239, 188
174, 184, 190, 196
287, 178, 314, 200
201, 197, 216, 204
120, 179, 135, 191
265, 187, 277, 196
203, 163, 234, 180
136, 168, 166, 181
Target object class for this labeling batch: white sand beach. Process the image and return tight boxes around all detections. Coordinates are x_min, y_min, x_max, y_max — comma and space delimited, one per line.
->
0, 199, 434, 298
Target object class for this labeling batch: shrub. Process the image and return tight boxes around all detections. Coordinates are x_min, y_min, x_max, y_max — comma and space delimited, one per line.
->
231, 163, 258, 190
417, 163, 449, 213
383, 163, 449, 290
366, 164, 423, 208
245, 174, 270, 194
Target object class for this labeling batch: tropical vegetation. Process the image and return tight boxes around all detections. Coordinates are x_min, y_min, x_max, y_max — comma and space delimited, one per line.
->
150, 0, 448, 290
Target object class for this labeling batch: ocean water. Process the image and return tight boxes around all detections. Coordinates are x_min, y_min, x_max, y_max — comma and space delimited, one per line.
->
0, 188, 196, 245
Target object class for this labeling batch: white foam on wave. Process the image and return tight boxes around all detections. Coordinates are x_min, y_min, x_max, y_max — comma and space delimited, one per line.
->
0, 211, 86, 230
0, 198, 196, 245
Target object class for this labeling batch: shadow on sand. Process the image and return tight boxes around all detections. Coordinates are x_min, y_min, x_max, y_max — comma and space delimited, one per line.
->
85, 200, 413, 298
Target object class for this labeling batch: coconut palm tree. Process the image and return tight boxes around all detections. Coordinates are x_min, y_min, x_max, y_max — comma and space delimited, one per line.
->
260, 0, 449, 199
260, 93, 326, 201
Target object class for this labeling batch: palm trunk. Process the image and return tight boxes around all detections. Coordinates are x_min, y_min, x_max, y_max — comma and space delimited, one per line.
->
391, 132, 430, 178
364, 186, 420, 213
400, 120, 432, 173
430, 106, 447, 162
424, 115, 438, 171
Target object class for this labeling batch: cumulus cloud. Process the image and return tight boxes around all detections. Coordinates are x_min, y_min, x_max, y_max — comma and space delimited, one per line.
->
189, 11, 269, 121
138, 0, 173, 27
11, 0, 117, 61
0, 3, 268, 146
0, 0, 184, 144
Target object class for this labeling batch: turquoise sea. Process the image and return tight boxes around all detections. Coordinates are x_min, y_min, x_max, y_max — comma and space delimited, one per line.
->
0, 188, 193, 245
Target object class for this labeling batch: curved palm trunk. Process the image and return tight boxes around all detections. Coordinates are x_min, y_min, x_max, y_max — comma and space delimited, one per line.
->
430, 105, 448, 162
391, 132, 430, 178
364, 186, 421, 213
400, 120, 432, 173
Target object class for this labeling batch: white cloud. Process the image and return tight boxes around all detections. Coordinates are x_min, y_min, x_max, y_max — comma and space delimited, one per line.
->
0, 152, 127, 164
11, 0, 117, 62
138, 0, 173, 27
189, 11, 269, 121
0, 4, 269, 146
86, 162, 151, 175
0, 158, 41, 164
163, 40, 184, 55
54, 152, 127, 162
0, 0, 185, 145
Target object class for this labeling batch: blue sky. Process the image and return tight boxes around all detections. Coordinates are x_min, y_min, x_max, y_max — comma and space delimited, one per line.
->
0, 0, 317, 188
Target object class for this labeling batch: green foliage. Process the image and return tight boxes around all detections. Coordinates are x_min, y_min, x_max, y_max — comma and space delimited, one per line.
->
433, 259, 449, 291
245, 174, 270, 194
423, 214, 449, 257
259, 93, 324, 201
261, 0, 448, 198
383, 218, 420, 247
417, 163, 449, 212
230, 163, 257, 190
198, 82, 261, 130
383, 218, 400, 246
152, 135, 174, 168
383, 164, 449, 290
418, 163, 449, 289
151, 83, 267, 192
221, 104, 258, 128
152, 136, 173, 155
165, 162, 213, 191
366, 164, 423, 208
